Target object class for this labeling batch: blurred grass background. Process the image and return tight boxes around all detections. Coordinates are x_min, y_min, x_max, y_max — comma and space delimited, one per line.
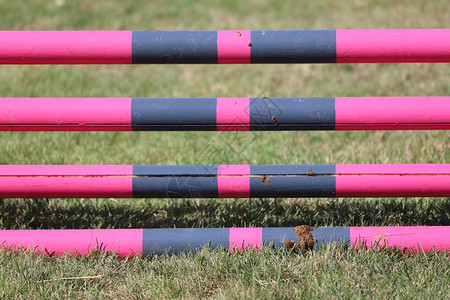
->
0, 0, 448, 298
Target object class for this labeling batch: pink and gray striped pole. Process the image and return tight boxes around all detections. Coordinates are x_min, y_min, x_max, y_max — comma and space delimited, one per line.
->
0, 164, 449, 198
0, 226, 448, 257
0, 97, 449, 131
0, 30, 449, 64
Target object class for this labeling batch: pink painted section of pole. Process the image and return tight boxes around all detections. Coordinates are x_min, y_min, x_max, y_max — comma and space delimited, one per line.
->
229, 227, 262, 252
0, 229, 143, 256
336, 29, 450, 63
0, 31, 132, 64
336, 165, 450, 197
336, 164, 450, 175
350, 226, 450, 253
0, 98, 132, 131
0, 177, 133, 198
218, 165, 250, 198
217, 30, 251, 64
336, 176, 450, 197
0, 165, 133, 176
0, 165, 134, 198
216, 97, 250, 131
335, 97, 450, 130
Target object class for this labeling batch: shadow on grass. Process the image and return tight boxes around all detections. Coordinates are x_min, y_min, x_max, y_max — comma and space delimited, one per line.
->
0, 197, 448, 229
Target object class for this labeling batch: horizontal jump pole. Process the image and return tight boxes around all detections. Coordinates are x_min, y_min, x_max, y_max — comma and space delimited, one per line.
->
0, 30, 449, 64
0, 226, 448, 257
1, 97, 449, 131
0, 164, 449, 198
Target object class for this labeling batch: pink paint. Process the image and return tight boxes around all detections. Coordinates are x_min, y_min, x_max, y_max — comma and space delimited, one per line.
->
0, 165, 133, 176
335, 97, 450, 130
229, 227, 262, 252
218, 165, 250, 198
350, 226, 450, 253
0, 229, 143, 257
336, 29, 450, 63
0, 177, 133, 198
217, 30, 251, 64
0, 31, 132, 64
336, 176, 450, 197
0, 165, 133, 198
0, 98, 132, 131
216, 97, 250, 131
336, 164, 450, 175
218, 164, 250, 175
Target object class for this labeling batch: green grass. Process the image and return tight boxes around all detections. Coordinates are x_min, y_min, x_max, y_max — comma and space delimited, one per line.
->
1, 246, 449, 299
0, 0, 449, 298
